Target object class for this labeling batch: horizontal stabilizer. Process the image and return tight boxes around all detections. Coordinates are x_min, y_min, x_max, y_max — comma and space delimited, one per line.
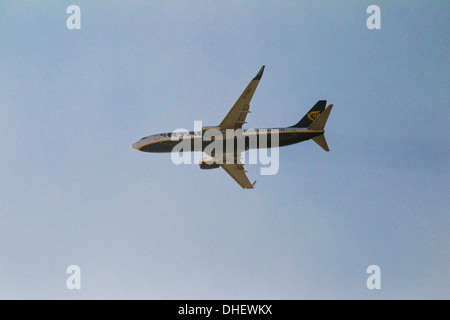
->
312, 134, 329, 152
308, 104, 333, 131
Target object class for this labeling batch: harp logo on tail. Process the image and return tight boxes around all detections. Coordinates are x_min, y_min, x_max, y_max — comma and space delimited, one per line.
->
307, 111, 321, 121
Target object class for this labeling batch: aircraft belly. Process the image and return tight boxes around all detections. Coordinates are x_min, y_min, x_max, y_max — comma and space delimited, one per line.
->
278, 133, 310, 147
198, 132, 322, 153
140, 141, 177, 153
139, 131, 322, 153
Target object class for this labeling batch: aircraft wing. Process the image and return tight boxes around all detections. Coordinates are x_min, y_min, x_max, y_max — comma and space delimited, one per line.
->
219, 66, 265, 130
221, 163, 256, 189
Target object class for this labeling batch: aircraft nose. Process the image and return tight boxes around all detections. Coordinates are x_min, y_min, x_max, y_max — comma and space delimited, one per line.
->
131, 141, 141, 150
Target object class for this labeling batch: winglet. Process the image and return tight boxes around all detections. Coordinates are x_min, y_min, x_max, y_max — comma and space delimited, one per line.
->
253, 65, 265, 80
252, 180, 257, 188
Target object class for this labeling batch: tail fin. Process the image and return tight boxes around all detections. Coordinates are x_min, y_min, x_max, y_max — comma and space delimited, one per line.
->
289, 100, 326, 128
309, 104, 333, 152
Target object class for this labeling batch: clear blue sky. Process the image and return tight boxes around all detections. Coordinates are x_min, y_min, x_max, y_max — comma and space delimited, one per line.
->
0, 1, 448, 299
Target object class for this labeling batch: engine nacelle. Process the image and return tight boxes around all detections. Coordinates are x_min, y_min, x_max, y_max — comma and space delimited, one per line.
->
199, 158, 220, 170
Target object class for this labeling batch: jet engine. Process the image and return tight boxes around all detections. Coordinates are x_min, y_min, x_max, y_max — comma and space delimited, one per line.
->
199, 158, 220, 170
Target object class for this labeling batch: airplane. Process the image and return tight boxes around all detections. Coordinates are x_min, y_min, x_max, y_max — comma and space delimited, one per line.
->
132, 65, 333, 189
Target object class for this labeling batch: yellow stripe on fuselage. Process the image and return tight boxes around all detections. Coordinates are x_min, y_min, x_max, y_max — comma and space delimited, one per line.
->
137, 129, 324, 151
